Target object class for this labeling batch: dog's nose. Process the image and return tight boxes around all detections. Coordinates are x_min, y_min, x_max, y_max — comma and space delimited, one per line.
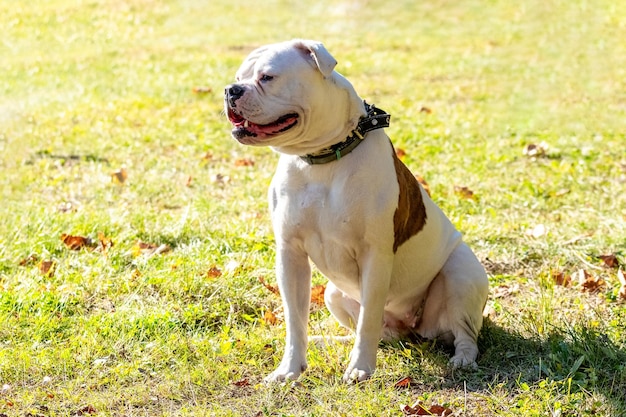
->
225, 84, 244, 107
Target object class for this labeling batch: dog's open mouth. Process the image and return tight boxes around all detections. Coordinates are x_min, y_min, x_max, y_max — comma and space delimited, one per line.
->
228, 107, 298, 139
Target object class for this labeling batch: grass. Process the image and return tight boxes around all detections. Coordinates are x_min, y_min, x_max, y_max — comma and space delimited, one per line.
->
1, 0, 625, 415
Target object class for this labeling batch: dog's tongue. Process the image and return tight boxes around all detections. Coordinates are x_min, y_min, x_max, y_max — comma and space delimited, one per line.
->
243, 114, 298, 135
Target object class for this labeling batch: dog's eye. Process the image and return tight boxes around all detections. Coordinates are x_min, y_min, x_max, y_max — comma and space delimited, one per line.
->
260, 74, 274, 83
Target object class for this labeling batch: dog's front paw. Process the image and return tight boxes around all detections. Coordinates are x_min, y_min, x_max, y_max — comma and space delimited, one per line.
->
343, 366, 372, 383
342, 350, 376, 383
265, 361, 307, 383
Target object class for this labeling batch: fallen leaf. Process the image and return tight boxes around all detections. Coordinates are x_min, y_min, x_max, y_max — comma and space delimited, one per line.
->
185, 175, 193, 187
19, 254, 39, 266
617, 269, 626, 300
192, 86, 212, 94
428, 405, 454, 416
419, 106, 432, 114
576, 269, 605, 293
263, 310, 278, 325
259, 277, 326, 307
73, 405, 97, 416
233, 378, 250, 387
394, 376, 414, 388
111, 167, 128, 184
207, 266, 222, 278
551, 270, 571, 287
61, 234, 95, 250
39, 260, 56, 277
454, 185, 475, 200
396, 148, 407, 158
416, 175, 431, 197
401, 400, 453, 416
234, 157, 255, 167
598, 254, 620, 269
523, 142, 548, 157
132, 241, 171, 257
98, 232, 114, 254
259, 277, 280, 296
310, 284, 326, 306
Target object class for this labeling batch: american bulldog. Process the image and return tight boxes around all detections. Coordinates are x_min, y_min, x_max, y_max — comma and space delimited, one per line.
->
224, 39, 489, 383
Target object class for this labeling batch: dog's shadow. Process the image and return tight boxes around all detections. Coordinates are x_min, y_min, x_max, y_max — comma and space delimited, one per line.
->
404, 318, 626, 409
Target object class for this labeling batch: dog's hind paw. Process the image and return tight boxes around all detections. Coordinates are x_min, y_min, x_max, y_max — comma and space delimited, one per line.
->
449, 348, 479, 369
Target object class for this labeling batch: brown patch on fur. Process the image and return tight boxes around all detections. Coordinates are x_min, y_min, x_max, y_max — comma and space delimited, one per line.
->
392, 147, 427, 252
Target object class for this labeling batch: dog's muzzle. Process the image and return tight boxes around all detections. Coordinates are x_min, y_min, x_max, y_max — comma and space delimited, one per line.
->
225, 84, 244, 108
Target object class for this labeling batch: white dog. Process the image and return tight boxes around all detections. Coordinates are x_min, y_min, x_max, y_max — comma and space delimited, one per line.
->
224, 39, 489, 383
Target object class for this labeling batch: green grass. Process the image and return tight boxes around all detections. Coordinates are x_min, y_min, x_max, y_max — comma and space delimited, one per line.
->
1, 0, 625, 415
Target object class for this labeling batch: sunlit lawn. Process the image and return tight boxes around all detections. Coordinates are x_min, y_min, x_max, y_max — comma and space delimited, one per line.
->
1, 0, 625, 415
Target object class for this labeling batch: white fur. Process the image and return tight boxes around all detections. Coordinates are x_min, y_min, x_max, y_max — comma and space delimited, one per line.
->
225, 40, 489, 383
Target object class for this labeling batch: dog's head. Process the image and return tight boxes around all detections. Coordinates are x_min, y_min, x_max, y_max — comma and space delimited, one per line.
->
224, 39, 365, 155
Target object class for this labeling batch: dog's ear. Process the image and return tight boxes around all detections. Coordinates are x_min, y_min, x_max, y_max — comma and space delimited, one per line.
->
292, 39, 337, 77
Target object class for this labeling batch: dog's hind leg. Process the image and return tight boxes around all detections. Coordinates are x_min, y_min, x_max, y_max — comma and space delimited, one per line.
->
417, 243, 489, 367
324, 282, 360, 331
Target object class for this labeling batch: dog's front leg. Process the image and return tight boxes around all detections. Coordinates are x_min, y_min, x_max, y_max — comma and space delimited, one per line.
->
343, 251, 393, 383
265, 244, 312, 383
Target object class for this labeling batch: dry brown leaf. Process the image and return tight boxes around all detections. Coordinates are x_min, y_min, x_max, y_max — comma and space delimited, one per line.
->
74, 405, 97, 416
419, 106, 432, 114
310, 284, 326, 306
111, 167, 128, 184
232, 378, 250, 387
185, 175, 193, 187
132, 241, 171, 257
19, 254, 39, 266
192, 86, 212, 94
416, 175, 431, 196
617, 269, 626, 300
259, 277, 280, 296
552, 270, 571, 287
454, 185, 475, 200
207, 266, 222, 279
598, 254, 620, 269
263, 310, 278, 325
98, 232, 114, 254
401, 400, 453, 416
39, 260, 55, 277
234, 157, 255, 167
396, 148, 407, 158
394, 376, 414, 389
61, 234, 95, 250
576, 269, 605, 293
